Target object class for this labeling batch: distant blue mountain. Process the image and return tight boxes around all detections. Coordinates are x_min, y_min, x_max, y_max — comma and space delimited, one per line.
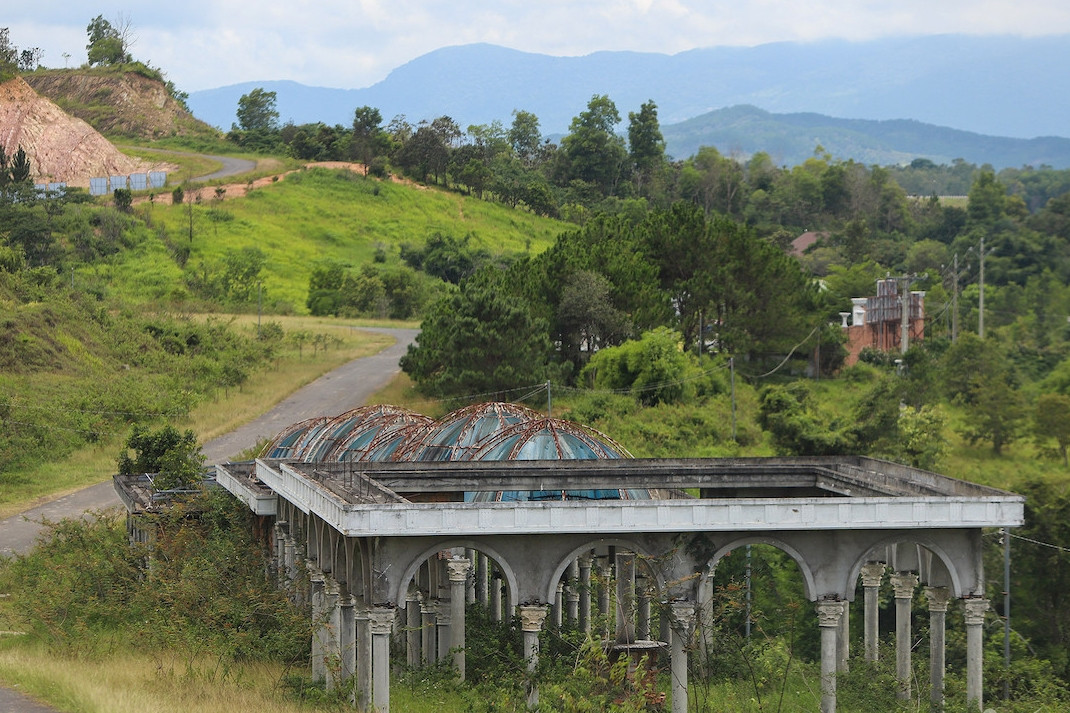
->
188, 36, 1070, 168
662, 105, 1070, 169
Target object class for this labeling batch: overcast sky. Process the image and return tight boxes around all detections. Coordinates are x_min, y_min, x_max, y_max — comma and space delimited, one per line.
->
7, 1, 1070, 92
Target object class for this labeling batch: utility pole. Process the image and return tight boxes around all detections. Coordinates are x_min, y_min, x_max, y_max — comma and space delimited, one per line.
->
980, 234, 984, 338
729, 357, 737, 442
952, 253, 960, 342
895, 274, 920, 354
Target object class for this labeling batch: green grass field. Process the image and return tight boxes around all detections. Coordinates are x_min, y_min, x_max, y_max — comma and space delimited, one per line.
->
115, 167, 566, 312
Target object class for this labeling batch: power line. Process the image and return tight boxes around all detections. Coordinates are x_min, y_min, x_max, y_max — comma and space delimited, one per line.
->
739, 325, 822, 379
1010, 532, 1070, 554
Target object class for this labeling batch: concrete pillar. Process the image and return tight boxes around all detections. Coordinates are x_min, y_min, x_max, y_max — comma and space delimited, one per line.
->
465, 549, 477, 604
420, 598, 436, 666
338, 594, 356, 700
578, 555, 592, 632
519, 604, 549, 710
435, 601, 452, 661
310, 570, 327, 682
356, 607, 372, 711
272, 521, 286, 583
890, 572, 919, 700
284, 534, 297, 588
598, 560, 612, 634
490, 573, 503, 622
447, 556, 472, 680
406, 591, 421, 667
369, 607, 395, 713
860, 562, 885, 662
476, 554, 488, 606
553, 582, 564, 628
697, 572, 715, 656
324, 579, 341, 691
925, 586, 951, 711
963, 598, 989, 711
566, 560, 580, 625
668, 601, 696, 713
616, 552, 636, 644
836, 599, 850, 673
817, 600, 845, 713
637, 578, 651, 641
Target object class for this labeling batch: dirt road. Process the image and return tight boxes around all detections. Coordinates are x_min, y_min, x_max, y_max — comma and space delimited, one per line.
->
0, 326, 418, 713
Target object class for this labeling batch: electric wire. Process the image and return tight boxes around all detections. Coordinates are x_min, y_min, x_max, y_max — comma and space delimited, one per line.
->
738, 324, 822, 379
1009, 532, 1070, 554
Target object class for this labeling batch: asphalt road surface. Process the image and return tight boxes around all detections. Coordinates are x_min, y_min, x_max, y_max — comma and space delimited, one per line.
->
192, 154, 258, 182
0, 327, 418, 712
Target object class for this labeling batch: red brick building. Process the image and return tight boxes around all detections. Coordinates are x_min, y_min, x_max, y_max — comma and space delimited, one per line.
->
841, 278, 925, 366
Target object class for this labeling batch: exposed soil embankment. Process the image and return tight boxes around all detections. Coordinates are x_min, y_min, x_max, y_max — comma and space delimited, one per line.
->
0, 76, 171, 187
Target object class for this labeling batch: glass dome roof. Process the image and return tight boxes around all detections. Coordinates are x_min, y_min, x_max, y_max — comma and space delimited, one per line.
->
261, 402, 647, 502
390, 402, 543, 462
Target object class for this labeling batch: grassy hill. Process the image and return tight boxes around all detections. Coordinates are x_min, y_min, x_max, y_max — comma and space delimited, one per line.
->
100, 166, 565, 312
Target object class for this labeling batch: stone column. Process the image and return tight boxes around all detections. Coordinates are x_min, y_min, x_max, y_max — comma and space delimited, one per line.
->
637, 578, 651, 641
310, 570, 327, 683
519, 604, 549, 710
420, 598, 436, 665
448, 557, 472, 680
668, 601, 697, 713
553, 582, 565, 628
369, 607, 395, 713
925, 586, 951, 711
490, 574, 503, 622
964, 598, 989, 711
356, 607, 372, 711
817, 600, 845, 713
616, 552, 636, 644
598, 560, 613, 633
566, 561, 580, 625
465, 549, 477, 604
476, 554, 488, 606
578, 555, 592, 632
435, 601, 452, 661
323, 578, 341, 691
860, 562, 885, 662
338, 595, 356, 699
406, 591, 422, 667
836, 599, 850, 673
272, 521, 286, 583
283, 533, 297, 585
890, 572, 919, 700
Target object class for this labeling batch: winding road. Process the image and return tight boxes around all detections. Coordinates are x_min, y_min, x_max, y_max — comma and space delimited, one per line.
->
192, 154, 258, 182
0, 327, 418, 712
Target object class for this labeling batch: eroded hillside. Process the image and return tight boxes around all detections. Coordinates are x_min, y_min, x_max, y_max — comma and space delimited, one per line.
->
24, 69, 219, 141
0, 76, 170, 186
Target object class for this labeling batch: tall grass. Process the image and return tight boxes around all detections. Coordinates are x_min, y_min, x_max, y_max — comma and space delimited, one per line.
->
0, 646, 321, 713
0, 319, 400, 518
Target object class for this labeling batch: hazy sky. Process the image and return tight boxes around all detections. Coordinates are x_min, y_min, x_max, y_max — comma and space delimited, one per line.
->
7, 1, 1070, 92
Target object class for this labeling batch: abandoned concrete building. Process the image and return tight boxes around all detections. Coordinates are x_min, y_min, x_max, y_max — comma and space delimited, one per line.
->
115, 402, 1023, 713
840, 277, 926, 366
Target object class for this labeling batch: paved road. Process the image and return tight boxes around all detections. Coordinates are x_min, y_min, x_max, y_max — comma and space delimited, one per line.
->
191, 154, 257, 182
0, 686, 55, 713
129, 146, 258, 183
0, 327, 418, 712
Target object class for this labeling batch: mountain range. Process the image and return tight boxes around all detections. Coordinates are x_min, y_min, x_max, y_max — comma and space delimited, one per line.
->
187, 35, 1070, 169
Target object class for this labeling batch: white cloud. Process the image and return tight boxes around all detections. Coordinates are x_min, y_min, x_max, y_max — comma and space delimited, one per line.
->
5, 1, 1070, 90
